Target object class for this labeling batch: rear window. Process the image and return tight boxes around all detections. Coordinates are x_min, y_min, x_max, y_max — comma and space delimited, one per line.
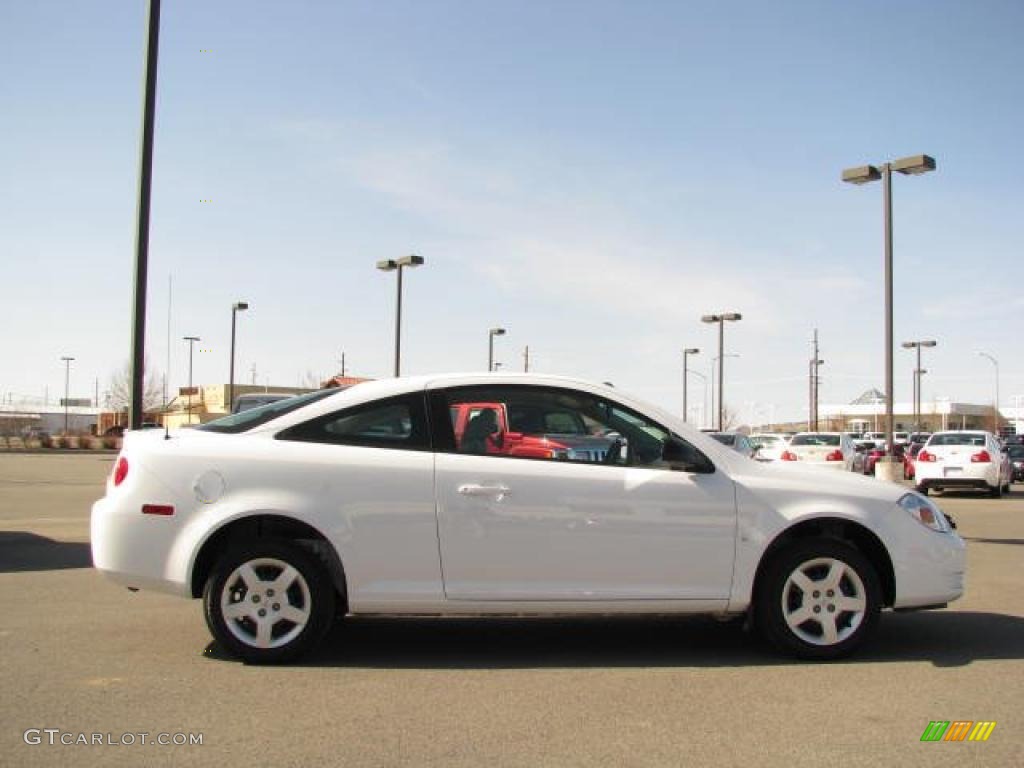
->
791, 434, 840, 446
929, 433, 986, 447
1008, 446, 1024, 459
709, 434, 736, 446
197, 389, 337, 433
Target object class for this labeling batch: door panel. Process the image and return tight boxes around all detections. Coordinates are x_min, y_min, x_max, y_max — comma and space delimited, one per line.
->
435, 452, 737, 600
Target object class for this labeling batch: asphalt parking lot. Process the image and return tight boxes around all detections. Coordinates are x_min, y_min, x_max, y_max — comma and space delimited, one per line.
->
1, 454, 1021, 767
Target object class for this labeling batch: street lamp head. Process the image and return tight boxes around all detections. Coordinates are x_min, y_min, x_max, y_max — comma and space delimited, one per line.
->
721, 312, 742, 322
892, 154, 936, 176
490, 327, 506, 336
700, 314, 720, 324
233, 301, 249, 312
61, 356, 75, 362
183, 335, 200, 342
376, 259, 398, 271
684, 348, 700, 355
920, 340, 937, 348
901, 341, 916, 349
841, 165, 882, 185
396, 254, 425, 268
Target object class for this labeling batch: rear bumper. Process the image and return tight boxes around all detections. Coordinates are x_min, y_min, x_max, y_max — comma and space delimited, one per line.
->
91, 497, 190, 597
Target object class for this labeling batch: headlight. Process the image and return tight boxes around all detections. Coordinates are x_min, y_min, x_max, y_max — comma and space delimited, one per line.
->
898, 492, 951, 533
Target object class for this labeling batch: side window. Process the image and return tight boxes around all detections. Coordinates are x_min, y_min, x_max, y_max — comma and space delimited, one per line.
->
277, 395, 430, 450
431, 385, 706, 470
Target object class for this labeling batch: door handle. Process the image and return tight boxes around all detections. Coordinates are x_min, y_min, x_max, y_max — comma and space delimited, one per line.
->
457, 484, 511, 500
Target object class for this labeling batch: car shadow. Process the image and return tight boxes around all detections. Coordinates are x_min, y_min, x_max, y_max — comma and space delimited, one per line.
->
0, 531, 92, 573
202, 610, 1024, 670
964, 536, 1024, 546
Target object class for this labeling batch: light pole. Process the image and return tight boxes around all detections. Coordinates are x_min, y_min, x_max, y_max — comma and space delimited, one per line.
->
130, 0, 162, 431
689, 370, 708, 428
683, 348, 700, 422
979, 352, 1000, 433
183, 336, 199, 425
808, 358, 824, 431
488, 328, 506, 371
702, 313, 742, 431
902, 340, 936, 433
710, 353, 740, 431
843, 154, 936, 469
228, 301, 249, 412
60, 356, 74, 435
376, 255, 424, 377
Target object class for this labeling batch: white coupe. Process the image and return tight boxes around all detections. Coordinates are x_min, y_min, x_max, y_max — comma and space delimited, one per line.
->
91, 374, 965, 663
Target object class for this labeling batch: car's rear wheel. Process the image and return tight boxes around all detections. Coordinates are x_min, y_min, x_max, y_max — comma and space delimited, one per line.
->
989, 482, 1002, 498
203, 539, 335, 664
915, 484, 929, 496
756, 539, 881, 660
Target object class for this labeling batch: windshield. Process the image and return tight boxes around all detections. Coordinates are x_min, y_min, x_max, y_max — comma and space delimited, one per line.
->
928, 433, 987, 447
197, 389, 337, 433
791, 434, 841, 446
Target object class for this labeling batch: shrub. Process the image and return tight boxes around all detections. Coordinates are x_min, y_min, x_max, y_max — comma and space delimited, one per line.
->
102, 436, 118, 450
57, 436, 72, 449
77, 436, 93, 450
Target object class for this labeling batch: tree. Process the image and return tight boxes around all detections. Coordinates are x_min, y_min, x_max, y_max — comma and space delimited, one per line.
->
107, 360, 164, 412
721, 405, 741, 431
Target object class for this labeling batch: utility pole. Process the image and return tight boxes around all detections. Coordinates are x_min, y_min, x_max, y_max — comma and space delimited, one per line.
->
523, 346, 530, 373
808, 329, 824, 431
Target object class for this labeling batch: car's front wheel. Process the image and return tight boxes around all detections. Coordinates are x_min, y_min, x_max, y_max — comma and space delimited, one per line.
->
756, 539, 881, 660
203, 539, 336, 664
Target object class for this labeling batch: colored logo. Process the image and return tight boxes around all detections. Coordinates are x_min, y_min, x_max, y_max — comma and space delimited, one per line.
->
920, 721, 996, 742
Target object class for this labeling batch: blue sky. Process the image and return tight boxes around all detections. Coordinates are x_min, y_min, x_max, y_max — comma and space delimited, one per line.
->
1, 0, 1022, 424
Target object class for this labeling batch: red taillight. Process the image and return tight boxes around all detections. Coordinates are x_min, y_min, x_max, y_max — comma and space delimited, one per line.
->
112, 456, 129, 486
781, 450, 797, 461
971, 450, 991, 463
918, 450, 936, 462
825, 450, 844, 462
141, 504, 174, 516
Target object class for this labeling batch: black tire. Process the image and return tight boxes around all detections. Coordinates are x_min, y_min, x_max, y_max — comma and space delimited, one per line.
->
755, 538, 881, 661
915, 484, 929, 497
989, 482, 1002, 499
203, 538, 336, 664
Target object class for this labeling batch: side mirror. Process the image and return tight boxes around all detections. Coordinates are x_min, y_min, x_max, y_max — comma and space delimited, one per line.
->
662, 438, 715, 474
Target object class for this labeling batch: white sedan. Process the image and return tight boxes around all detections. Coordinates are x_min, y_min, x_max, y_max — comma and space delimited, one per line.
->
91, 374, 965, 663
748, 433, 790, 462
780, 432, 861, 472
914, 430, 1012, 497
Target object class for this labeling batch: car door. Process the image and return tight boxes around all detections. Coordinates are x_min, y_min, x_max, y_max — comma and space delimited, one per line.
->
429, 384, 737, 602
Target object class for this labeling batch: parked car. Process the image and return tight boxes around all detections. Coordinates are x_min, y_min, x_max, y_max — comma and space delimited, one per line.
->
1006, 444, 1024, 482
904, 443, 924, 480
449, 400, 614, 461
748, 433, 789, 462
91, 373, 965, 663
781, 432, 860, 472
861, 443, 886, 476
707, 431, 758, 458
914, 430, 1012, 497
